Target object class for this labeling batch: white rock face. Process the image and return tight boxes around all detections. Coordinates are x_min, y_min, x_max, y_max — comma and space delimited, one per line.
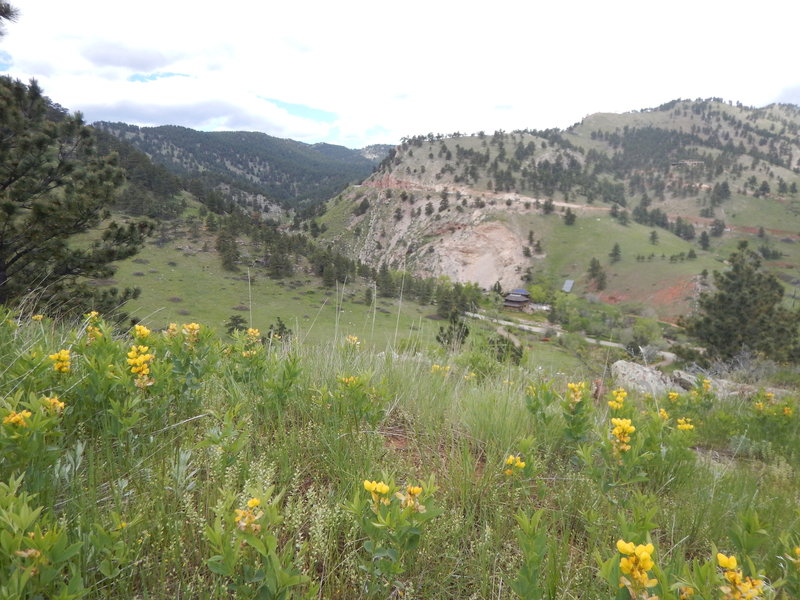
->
611, 360, 681, 397
428, 221, 523, 290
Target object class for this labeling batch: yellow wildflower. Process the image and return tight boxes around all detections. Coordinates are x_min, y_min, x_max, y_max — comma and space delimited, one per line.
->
127, 345, 155, 387
668, 391, 680, 402
86, 325, 103, 343
31, 314, 44, 321
3, 409, 32, 427
679, 586, 695, 599
567, 381, 585, 404
503, 454, 525, 475
608, 387, 627, 410
363, 480, 391, 507
717, 553, 737, 570
702, 379, 712, 392
246, 497, 261, 508
610, 417, 635, 456
716, 553, 765, 599
234, 507, 263, 534
464, 372, 477, 381
658, 408, 670, 420
339, 375, 358, 386
754, 401, 765, 413
431, 364, 450, 375
48, 349, 71, 373
784, 405, 794, 417
182, 322, 201, 344
677, 417, 694, 431
617, 539, 657, 592
345, 334, 360, 346
133, 324, 151, 339
44, 396, 65, 413
395, 484, 426, 512
165, 323, 178, 337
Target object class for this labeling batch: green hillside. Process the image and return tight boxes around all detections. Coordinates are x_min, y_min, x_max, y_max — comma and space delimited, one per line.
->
94, 122, 389, 210
316, 100, 800, 321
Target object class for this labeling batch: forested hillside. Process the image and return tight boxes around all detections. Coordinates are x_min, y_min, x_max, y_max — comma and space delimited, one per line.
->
316, 99, 800, 320
95, 122, 390, 210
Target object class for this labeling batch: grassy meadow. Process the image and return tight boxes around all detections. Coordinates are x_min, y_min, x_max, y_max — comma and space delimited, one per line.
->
2, 311, 799, 599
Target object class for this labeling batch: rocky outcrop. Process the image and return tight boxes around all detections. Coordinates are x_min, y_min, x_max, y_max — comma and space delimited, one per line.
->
612, 360, 792, 399
611, 360, 681, 397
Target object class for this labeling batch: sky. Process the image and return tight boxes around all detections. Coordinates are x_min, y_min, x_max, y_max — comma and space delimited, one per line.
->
2, 1, 800, 149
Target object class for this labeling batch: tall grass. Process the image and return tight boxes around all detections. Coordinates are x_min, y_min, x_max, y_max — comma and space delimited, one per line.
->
1, 311, 799, 598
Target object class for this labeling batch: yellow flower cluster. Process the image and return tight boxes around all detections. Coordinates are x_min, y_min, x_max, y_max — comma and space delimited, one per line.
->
3, 409, 32, 427
464, 372, 477, 381
610, 418, 635, 455
503, 454, 526, 476
395, 485, 425, 512
44, 396, 65, 413
31, 314, 44, 321
241, 328, 262, 357
127, 345, 154, 387
679, 585, 695, 599
431, 364, 450, 376
48, 349, 71, 373
677, 417, 694, 431
234, 501, 264, 534
717, 553, 765, 599
668, 391, 680, 402
133, 324, 151, 339
363, 480, 391, 508
702, 379, 712, 392
182, 322, 201, 344
608, 387, 627, 410
617, 539, 657, 591
345, 334, 360, 346
567, 381, 585, 404
659, 408, 670, 420
339, 375, 359, 386
165, 323, 178, 337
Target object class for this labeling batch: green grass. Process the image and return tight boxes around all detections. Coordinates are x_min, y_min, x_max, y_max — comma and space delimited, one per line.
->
108, 226, 440, 348
2, 314, 799, 599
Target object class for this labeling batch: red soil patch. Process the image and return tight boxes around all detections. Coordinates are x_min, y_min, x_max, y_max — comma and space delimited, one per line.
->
599, 293, 629, 304
649, 277, 695, 305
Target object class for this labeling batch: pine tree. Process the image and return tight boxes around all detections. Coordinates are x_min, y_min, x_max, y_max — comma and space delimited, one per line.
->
0, 77, 152, 316
683, 242, 800, 362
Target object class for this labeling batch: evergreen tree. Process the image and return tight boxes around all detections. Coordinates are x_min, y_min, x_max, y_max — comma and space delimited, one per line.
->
699, 230, 710, 250
563, 207, 576, 225
682, 242, 800, 362
0, 77, 152, 315
609, 243, 621, 263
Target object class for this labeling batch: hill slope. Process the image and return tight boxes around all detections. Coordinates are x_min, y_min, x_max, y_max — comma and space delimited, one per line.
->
94, 122, 391, 210
316, 99, 800, 320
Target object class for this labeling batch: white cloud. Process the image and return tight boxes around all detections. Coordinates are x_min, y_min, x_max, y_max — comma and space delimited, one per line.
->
1, 0, 799, 147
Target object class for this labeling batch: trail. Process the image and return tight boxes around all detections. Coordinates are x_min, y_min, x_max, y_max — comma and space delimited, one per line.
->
466, 311, 676, 366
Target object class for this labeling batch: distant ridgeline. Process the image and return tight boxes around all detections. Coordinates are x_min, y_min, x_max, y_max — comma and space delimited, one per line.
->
94, 121, 391, 211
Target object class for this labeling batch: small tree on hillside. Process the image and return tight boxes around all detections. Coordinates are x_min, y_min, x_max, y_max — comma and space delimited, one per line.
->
682, 241, 800, 362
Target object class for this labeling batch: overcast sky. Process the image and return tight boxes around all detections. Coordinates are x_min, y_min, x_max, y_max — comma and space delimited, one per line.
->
2, 1, 799, 149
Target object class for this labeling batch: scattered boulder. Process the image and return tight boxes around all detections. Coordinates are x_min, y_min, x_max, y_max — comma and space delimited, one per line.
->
611, 360, 681, 396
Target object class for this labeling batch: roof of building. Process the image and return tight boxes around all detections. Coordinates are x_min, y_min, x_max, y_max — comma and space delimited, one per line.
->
504, 294, 530, 302
562, 279, 574, 293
